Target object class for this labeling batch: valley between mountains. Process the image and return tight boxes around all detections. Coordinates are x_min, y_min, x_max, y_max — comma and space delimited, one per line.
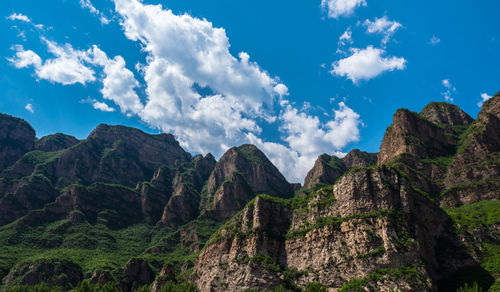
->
0, 93, 499, 291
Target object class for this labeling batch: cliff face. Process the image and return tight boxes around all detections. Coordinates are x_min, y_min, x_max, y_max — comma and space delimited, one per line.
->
195, 166, 475, 291
0, 113, 35, 170
378, 109, 453, 165
302, 149, 377, 193
200, 144, 293, 221
303, 154, 346, 191
441, 94, 500, 206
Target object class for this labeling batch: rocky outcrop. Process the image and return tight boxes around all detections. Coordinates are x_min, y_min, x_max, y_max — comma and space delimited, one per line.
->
35, 133, 79, 152
441, 94, 500, 206
195, 166, 477, 291
0, 113, 35, 170
343, 149, 378, 169
303, 154, 346, 191
420, 102, 473, 129
4, 258, 83, 289
200, 144, 293, 221
378, 109, 453, 165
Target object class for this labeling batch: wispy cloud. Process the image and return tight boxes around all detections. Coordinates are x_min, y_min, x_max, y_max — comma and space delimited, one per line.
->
430, 35, 441, 45
363, 16, 402, 46
441, 79, 456, 102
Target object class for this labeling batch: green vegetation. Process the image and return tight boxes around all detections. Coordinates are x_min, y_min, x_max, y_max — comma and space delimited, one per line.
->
0, 217, 219, 290
445, 200, 500, 291
338, 265, 427, 292
286, 209, 399, 240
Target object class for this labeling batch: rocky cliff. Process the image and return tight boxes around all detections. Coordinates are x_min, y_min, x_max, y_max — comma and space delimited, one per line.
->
200, 144, 293, 221
195, 166, 484, 291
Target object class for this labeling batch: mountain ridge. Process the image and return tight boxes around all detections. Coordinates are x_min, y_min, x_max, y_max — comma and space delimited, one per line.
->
0, 95, 499, 291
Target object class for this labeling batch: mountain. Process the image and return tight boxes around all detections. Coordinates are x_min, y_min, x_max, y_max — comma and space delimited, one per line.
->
0, 93, 499, 291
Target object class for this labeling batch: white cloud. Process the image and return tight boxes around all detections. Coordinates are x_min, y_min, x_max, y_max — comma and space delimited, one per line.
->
363, 16, 402, 45
248, 101, 361, 182
25, 103, 34, 113
430, 36, 440, 45
93, 101, 115, 112
79, 0, 111, 24
79, 0, 99, 14
7, 13, 31, 22
9, 41, 96, 85
112, 0, 286, 155
321, 0, 367, 18
6, 13, 46, 30
441, 79, 456, 102
337, 27, 353, 53
331, 46, 406, 83
8, 45, 42, 68
86, 46, 143, 114
477, 93, 492, 107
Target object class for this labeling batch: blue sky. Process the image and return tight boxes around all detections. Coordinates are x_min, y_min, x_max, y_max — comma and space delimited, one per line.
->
0, 0, 499, 182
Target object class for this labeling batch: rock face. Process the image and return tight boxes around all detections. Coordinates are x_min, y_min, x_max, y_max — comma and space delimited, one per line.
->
0, 113, 35, 170
35, 133, 79, 152
378, 109, 453, 165
200, 144, 293, 221
303, 154, 346, 191
420, 102, 473, 129
195, 166, 476, 291
303, 149, 377, 193
441, 94, 500, 206
343, 149, 378, 169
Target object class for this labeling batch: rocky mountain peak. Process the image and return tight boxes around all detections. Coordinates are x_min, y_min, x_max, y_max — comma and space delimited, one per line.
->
419, 102, 473, 127
378, 108, 452, 164
303, 154, 346, 191
35, 133, 79, 152
0, 113, 35, 170
343, 148, 378, 169
200, 144, 292, 221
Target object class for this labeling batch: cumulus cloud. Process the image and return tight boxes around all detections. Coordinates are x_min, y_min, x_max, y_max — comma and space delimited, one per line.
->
25, 103, 34, 113
321, 0, 367, 18
93, 101, 115, 112
9, 39, 96, 85
9, 38, 142, 113
248, 101, 361, 182
85, 46, 143, 114
363, 16, 402, 45
112, 0, 287, 154
331, 46, 406, 83
477, 93, 492, 107
441, 79, 456, 102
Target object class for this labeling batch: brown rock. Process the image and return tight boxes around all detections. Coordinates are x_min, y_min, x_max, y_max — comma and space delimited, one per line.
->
303, 154, 346, 191
200, 144, 292, 221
